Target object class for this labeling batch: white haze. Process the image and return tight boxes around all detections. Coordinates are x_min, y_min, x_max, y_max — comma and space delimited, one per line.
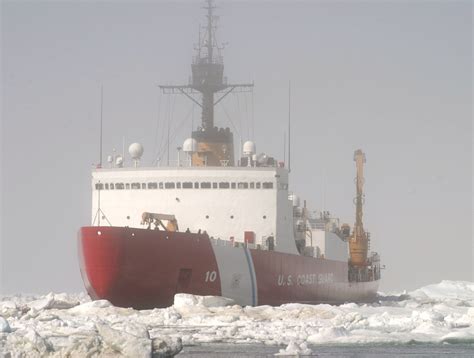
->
1, 0, 472, 294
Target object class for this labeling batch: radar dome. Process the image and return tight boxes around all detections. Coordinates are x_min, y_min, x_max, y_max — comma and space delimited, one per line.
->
128, 143, 144, 160
183, 138, 197, 153
243, 141, 256, 156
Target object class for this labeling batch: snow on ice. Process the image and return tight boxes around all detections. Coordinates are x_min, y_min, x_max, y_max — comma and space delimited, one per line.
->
0, 280, 473, 356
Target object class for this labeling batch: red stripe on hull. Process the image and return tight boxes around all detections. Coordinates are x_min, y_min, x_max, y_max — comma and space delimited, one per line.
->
78, 227, 221, 309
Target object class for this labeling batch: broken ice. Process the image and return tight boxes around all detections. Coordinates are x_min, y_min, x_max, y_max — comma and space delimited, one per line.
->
0, 281, 473, 356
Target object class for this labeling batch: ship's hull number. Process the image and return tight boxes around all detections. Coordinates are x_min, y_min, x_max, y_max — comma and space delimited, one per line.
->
205, 270, 217, 282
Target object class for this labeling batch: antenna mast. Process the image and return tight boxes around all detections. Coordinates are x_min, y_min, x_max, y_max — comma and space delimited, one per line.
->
288, 81, 291, 173
99, 85, 103, 168
159, 0, 253, 167
206, 0, 214, 65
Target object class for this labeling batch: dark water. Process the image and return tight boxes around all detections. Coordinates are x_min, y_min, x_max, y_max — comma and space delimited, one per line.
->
179, 343, 474, 357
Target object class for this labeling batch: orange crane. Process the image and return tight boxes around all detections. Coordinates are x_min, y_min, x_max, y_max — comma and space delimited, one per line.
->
349, 149, 369, 267
141, 212, 179, 232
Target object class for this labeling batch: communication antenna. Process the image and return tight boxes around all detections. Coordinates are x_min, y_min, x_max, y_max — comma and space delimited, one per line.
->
99, 85, 104, 168
122, 136, 125, 160
322, 167, 326, 212
167, 111, 171, 166
288, 80, 292, 173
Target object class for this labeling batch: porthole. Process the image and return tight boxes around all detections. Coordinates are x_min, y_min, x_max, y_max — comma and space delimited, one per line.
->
126, 216, 130, 220
230, 215, 234, 219
263, 215, 267, 219
206, 215, 209, 219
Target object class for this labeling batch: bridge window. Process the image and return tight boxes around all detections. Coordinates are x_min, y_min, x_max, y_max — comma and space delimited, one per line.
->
125, 183, 130, 189
148, 182, 158, 189
159, 182, 164, 189
165, 182, 175, 189
176, 182, 181, 189
105, 183, 109, 190
238, 182, 248, 189
263, 182, 273, 189
115, 183, 124, 190
213, 182, 217, 189
219, 182, 230, 189
142, 183, 146, 189
95, 183, 104, 190
182, 182, 193, 189
256, 182, 261, 189
231, 182, 236, 189
131, 183, 141, 190
250, 182, 255, 189
201, 182, 211, 189
110, 183, 114, 190
194, 182, 199, 189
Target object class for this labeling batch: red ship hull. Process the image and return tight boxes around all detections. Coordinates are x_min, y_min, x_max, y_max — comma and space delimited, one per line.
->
78, 226, 379, 309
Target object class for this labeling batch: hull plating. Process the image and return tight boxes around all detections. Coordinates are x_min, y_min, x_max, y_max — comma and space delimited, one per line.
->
78, 226, 379, 309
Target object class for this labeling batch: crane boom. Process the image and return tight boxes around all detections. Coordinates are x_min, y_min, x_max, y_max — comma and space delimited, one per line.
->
349, 149, 369, 267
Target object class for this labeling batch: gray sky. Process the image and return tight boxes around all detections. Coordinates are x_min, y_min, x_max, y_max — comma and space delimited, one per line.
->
1, 0, 472, 294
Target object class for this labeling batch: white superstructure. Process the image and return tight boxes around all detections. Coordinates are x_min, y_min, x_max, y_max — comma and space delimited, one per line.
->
92, 166, 299, 255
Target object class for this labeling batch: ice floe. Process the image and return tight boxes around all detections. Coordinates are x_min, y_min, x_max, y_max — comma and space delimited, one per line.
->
0, 280, 473, 356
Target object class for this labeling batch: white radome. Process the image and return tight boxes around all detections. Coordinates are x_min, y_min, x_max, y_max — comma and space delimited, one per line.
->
183, 138, 197, 153
243, 141, 256, 156
128, 143, 144, 160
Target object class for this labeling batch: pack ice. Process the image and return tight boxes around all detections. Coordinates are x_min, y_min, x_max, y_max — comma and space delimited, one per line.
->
0, 281, 473, 357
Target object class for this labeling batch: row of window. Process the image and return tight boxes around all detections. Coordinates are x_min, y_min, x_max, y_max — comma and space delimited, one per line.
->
95, 181, 274, 190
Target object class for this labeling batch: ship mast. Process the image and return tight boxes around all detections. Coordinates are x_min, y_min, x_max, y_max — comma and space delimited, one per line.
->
159, 0, 253, 167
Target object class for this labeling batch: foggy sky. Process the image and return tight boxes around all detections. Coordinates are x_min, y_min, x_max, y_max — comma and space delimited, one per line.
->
1, 0, 472, 294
